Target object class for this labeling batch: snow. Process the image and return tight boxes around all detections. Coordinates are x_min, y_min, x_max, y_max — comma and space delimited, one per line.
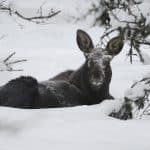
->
125, 81, 150, 102
124, 75, 150, 119
141, 52, 150, 65
0, 0, 150, 149
0, 101, 150, 150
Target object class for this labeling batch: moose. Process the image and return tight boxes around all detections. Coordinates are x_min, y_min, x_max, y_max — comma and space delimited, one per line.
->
0, 29, 124, 108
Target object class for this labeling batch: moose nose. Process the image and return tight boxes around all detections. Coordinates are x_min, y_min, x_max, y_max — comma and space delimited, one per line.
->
93, 70, 100, 78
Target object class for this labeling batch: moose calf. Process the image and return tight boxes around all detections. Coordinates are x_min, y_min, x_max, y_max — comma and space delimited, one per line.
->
0, 29, 124, 108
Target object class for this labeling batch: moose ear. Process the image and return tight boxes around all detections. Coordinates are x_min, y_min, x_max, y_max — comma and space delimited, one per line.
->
106, 36, 124, 56
77, 29, 94, 53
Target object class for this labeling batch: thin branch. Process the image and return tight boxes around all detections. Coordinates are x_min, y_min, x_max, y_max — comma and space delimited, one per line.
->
14, 10, 61, 22
0, 1, 61, 24
1, 52, 27, 72
6, 59, 27, 65
3, 52, 16, 63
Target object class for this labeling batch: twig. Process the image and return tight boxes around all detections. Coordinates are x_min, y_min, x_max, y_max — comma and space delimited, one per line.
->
0, 1, 61, 24
1, 51, 27, 72
3, 52, 15, 63
6, 59, 27, 65
14, 10, 61, 22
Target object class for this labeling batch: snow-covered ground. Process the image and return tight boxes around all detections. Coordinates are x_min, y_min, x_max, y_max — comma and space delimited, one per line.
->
0, 0, 150, 149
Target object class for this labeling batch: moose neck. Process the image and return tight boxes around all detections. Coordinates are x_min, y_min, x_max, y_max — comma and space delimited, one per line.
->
69, 62, 112, 105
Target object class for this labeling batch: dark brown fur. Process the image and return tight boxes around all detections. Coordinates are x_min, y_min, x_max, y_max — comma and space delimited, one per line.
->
0, 29, 124, 108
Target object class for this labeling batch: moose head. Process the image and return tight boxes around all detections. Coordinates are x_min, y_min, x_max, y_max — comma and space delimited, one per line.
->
76, 29, 124, 90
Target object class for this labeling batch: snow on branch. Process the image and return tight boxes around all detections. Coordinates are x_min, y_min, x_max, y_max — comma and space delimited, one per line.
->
0, 0, 61, 24
0, 52, 27, 71
100, 0, 150, 63
110, 73, 150, 120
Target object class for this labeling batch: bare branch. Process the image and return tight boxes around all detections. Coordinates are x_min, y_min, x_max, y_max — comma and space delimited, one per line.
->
0, 1, 61, 24
0, 52, 27, 72
6, 59, 27, 65
14, 10, 61, 23
3, 51, 16, 63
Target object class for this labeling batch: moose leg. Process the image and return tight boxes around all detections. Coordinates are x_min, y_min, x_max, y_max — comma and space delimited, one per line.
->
0, 76, 39, 108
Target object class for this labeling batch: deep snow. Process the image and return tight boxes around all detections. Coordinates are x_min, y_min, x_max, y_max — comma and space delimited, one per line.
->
0, 0, 150, 150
